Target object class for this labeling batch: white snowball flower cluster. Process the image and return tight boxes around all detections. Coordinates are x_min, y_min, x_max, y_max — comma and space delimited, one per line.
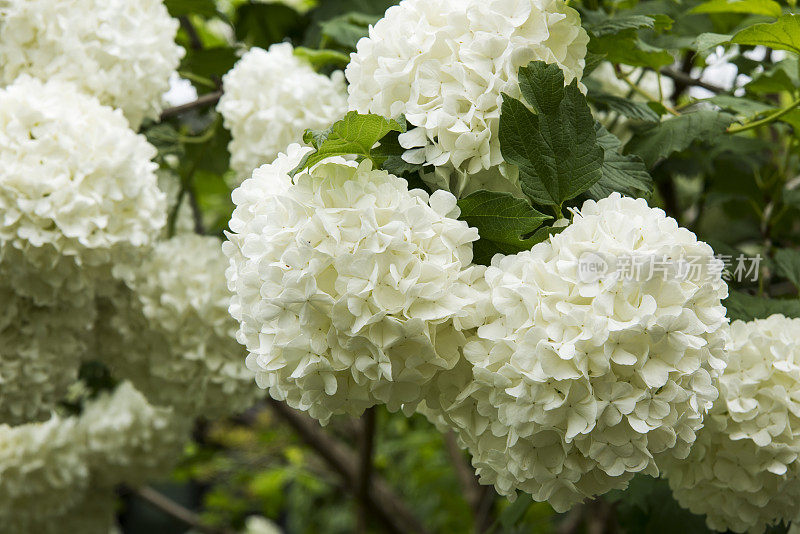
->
218, 43, 348, 181
0, 76, 167, 307
664, 315, 800, 534
0, 0, 184, 128
224, 144, 487, 423
0, 287, 88, 425
427, 193, 729, 512
346, 0, 589, 176
97, 235, 259, 418
80, 382, 191, 487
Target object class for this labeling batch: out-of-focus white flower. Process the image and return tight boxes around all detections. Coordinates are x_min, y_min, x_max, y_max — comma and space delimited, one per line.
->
79, 382, 190, 487
665, 315, 800, 534
97, 236, 260, 418
218, 43, 348, 181
346, 0, 589, 177
244, 516, 283, 534
224, 144, 486, 423
0, 0, 184, 128
430, 193, 728, 512
0, 76, 166, 307
0, 416, 89, 527
0, 287, 89, 425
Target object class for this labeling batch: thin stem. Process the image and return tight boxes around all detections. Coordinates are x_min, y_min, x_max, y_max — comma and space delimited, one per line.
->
614, 65, 679, 116
129, 485, 234, 534
727, 97, 800, 134
160, 91, 223, 121
660, 68, 725, 95
356, 408, 377, 534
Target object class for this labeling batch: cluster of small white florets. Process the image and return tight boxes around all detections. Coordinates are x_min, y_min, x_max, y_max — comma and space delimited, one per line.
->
218, 43, 348, 181
224, 145, 487, 423
423, 194, 729, 512
664, 315, 800, 534
0, 382, 189, 533
346, 0, 589, 177
0, 0, 184, 128
0, 76, 167, 307
97, 235, 260, 418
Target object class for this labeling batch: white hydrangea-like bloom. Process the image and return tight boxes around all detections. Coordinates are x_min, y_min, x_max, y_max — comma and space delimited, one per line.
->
224, 144, 486, 423
0, 76, 167, 306
0, 0, 184, 128
0, 416, 89, 527
98, 236, 260, 418
79, 382, 190, 487
430, 193, 729, 512
665, 315, 800, 534
244, 516, 283, 534
218, 43, 348, 181
346, 0, 589, 176
0, 287, 89, 425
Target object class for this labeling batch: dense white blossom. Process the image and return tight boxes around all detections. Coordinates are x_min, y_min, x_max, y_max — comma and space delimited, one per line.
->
98, 236, 260, 418
79, 382, 190, 487
429, 193, 728, 512
0, 288, 89, 425
346, 0, 589, 177
0, 76, 166, 306
0, 0, 184, 127
218, 43, 348, 181
0, 417, 89, 527
665, 315, 800, 533
224, 145, 486, 423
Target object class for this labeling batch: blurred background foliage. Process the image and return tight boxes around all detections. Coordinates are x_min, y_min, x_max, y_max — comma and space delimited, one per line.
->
129, 0, 800, 532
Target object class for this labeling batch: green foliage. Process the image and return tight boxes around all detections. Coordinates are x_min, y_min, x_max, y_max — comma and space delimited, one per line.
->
775, 249, 800, 291
732, 14, 800, 55
725, 292, 800, 321
690, 0, 783, 18
457, 191, 551, 265
165, 0, 218, 17
234, 3, 307, 48
591, 124, 654, 199
499, 62, 603, 210
319, 12, 381, 50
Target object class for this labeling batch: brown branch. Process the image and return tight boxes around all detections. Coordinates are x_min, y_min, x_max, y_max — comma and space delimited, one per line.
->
267, 398, 432, 534
660, 68, 726, 95
179, 16, 203, 51
357, 407, 377, 533
160, 91, 223, 121
129, 485, 234, 534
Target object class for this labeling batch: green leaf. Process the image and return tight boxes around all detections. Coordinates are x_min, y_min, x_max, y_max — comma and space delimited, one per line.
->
499, 495, 534, 529
499, 62, 603, 208
234, 3, 306, 49
775, 249, 800, 290
732, 14, 800, 55
294, 47, 351, 69
589, 124, 653, 199
705, 95, 775, 119
320, 12, 381, 50
589, 91, 661, 122
626, 111, 735, 167
691, 0, 782, 18
457, 191, 551, 265
590, 30, 675, 69
693, 32, 732, 53
180, 47, 238, 80
587, 15, 657, 37
725, 292, 800, 321
294, 112, 404, 172
165, 0, 217, 17
745, 59, 800, 93
583, 53, 607, 76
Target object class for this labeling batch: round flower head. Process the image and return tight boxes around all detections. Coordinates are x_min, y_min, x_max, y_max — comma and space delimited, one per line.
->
79, 382, 190, 487
0, 0, 184, 128
664, 315, 800, 534
218, 43, 348, 181
0, 76, 167, 307
0, 287, 90, 425
224, 144, 486, 423
346, 0, 589, 176
433, 193, 729, 511
97, 235, 260, 419
0, 416, 89, 527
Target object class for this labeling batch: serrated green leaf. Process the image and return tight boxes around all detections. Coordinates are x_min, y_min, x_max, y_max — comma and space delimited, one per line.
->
165, 0, 217, 17
626, 111, 735, 167
691, 0, 782, 18
745, 59, 800, 93
587, 15, 657, 37
732, 14, 800, 55
775, 249, 800, 290
589, 91, 661, 122
589, 124, 653, 199
693, 32, 732, 52
457, 190, 551, 264
294, 112, 404, 172
725, 291, 800, 321
320, 12, 381, 50
705, 95, 775, 119
499, 62, 603, 208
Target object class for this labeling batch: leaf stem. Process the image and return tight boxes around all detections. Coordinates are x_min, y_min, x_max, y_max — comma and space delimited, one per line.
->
727, 97, 800, 134
614, 65, 679, 116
